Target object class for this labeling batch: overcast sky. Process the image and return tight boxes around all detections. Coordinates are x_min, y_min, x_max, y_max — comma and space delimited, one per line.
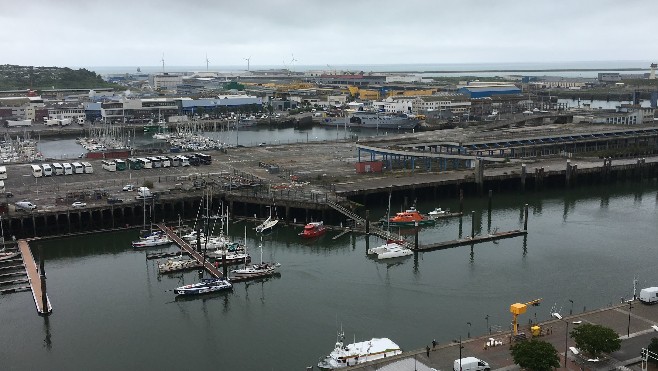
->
1, 0, 656, 69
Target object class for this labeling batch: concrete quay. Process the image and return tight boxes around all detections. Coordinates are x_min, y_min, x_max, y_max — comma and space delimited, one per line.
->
349, 301, 658, 371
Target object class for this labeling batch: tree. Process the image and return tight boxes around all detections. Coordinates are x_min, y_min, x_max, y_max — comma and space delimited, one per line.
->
647, 337, 658, 365
510, 339, 560, 371
570, 323, 621, 358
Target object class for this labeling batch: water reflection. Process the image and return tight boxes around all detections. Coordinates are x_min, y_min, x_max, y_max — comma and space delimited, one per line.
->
42, 315, 52, 351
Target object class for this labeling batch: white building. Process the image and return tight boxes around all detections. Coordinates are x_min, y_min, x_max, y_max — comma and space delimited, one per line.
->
412, 96, 471, 114
152, 73, 183, 91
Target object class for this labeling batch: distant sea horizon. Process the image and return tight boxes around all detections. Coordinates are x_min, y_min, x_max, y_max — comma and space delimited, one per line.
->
79, 60, 654, 78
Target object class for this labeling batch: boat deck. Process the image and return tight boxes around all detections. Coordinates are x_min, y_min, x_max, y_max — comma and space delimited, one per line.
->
155, 223, 224, 279
18, 240, 52, 315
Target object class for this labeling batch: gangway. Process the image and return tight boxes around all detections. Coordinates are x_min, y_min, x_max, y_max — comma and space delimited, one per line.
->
155, 223, 223, 279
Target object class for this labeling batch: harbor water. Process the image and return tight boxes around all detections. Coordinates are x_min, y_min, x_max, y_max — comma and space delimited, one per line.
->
1, 180, 657, 369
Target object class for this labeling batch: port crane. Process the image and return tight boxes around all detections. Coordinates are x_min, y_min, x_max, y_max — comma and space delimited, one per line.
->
510, 298, 542, 335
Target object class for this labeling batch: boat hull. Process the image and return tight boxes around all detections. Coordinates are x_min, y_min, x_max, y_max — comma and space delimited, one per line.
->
174, 279, 232, 296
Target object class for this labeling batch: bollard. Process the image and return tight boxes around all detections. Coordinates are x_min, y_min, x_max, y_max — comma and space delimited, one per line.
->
471, 211, 475, 239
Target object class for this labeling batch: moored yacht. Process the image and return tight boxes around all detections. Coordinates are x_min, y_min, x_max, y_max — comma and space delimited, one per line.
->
317, 330, 402, 369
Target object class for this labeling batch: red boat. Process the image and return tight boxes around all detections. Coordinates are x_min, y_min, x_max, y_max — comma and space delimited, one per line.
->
299, 221, 327, 238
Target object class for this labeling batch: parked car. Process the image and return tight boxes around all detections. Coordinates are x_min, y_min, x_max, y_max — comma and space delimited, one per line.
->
107, 197, 124, 204
122, 184, 135, 192
72, 202, 87, 208
15, 201, 37, 210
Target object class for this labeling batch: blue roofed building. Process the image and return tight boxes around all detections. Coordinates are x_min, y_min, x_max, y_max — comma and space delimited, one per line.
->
457, 82, 521, 98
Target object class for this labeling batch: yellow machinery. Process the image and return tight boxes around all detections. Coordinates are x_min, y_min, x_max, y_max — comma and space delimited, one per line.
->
510, 298, 542, 335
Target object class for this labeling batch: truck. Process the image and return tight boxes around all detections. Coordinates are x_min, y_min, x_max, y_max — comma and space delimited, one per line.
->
454, 357, 490, 371
639, 287, 658, 304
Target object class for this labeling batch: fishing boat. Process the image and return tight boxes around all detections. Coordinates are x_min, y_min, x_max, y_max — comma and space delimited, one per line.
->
174, 278, 232, 296
381, 207, 436, 228
299, 221, 327, 238
317, 330, 402, 369
158, 257, 202, 274
255, 215, 278, 233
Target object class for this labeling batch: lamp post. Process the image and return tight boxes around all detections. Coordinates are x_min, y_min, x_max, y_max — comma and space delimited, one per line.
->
467, 322, 471, 338
485, 315, 490, 335
552, 313, 568, 368
627, 300, 633, 338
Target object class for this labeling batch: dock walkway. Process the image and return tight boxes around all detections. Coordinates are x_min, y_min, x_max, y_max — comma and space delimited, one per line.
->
17, 240, 52, 315
415, 230, 527, 251
155, 223, 223, 279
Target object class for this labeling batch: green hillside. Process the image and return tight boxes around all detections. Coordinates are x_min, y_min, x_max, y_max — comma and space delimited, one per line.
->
0, 64, 116, 90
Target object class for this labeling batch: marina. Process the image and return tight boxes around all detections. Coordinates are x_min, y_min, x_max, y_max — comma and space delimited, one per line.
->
1, 180, 658, 369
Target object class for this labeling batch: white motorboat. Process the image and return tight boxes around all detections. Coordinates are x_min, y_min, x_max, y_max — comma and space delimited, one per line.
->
367, 242, 402, 255
318, 330, 402, 369
377, 245, 413, 260
132, 234, 172, 248
255, 215, 279, 233
428, 207, 448, 218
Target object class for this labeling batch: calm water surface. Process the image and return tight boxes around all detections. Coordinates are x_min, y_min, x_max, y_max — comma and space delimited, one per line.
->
1, 181, 658, 370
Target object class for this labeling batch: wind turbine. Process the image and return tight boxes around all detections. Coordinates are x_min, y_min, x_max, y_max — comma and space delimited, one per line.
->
290, 53, 298, 72
161, 53, 165, 73
205, 53, 210, 71
244, 56, 251, 71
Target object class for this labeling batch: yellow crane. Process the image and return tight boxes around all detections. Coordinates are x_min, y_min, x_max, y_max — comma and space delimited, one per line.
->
510, 298, 542, 335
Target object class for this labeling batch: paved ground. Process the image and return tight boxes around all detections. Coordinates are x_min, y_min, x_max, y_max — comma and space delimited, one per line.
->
349, 301, 658, 371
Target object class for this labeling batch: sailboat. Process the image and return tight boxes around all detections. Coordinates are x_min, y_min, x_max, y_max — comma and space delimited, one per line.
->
131, 197, 171, 248
367, 190, 413, 259
255, 205, 278, 233
231, 235, 280, 276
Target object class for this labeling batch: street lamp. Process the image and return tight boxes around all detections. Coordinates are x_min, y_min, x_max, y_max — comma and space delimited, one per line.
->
552, 312, 568, 368
627, 300, 633, 338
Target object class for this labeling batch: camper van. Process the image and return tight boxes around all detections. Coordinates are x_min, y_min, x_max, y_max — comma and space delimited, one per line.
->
454, 357, 490, 371
640, 287, 658, 304
82, 162, 93, 174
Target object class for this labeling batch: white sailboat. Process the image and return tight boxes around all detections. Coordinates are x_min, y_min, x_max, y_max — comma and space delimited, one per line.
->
231, 235, 279, 276
255, 205, 278, 233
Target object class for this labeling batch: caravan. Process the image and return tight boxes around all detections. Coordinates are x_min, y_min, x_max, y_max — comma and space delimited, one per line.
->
640, 287, 658, 304
72, 162, 84, 174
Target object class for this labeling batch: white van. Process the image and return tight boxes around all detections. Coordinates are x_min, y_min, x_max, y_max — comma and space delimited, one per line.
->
454, 357, 490, 371
31, 164, 43, 178
63, 163, 73, 175
41, 163, 53, 177
0, 166, 7, 180
639, 287, 658, 304
82, 162, 93, 174
136, 187, 152, 199
15, 201, 37, 210
52, 163, 64, 175
72, 162, 84, 174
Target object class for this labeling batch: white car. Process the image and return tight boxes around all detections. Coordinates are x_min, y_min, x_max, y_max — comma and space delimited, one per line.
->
71, 202, 87, 208
123, 184, 135, 191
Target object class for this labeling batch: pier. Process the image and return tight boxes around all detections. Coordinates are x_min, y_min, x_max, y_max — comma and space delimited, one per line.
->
17, 240, 52, 315
414, 229, 527, 252
155, 223, 223, 279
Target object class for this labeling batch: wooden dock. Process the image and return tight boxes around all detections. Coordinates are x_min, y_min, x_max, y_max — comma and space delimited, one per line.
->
155, 223, 224, 279
414, 229, 527, 251
17, 240, 52, 315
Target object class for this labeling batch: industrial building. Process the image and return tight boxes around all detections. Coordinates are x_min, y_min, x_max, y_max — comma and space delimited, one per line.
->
457, 82, 521, 98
